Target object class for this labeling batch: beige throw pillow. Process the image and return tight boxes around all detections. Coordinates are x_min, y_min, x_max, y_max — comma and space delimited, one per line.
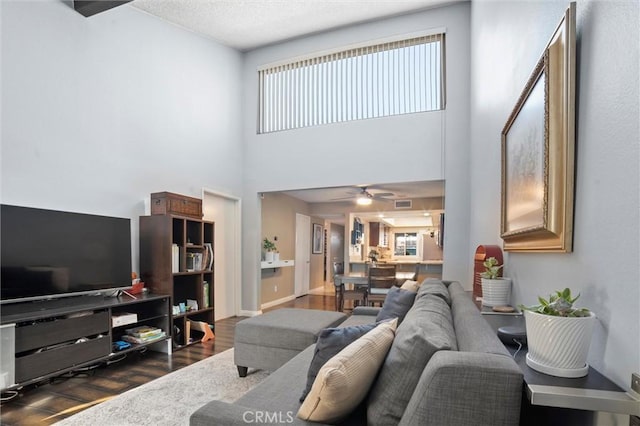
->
400, 280, 420, 292
297, 318, 398, 423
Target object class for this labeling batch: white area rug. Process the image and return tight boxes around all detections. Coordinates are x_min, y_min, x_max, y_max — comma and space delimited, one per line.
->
54, 348, 268, 426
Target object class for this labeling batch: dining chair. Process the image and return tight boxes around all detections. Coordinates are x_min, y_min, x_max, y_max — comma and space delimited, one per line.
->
333, 261, 367, 311
367, 264, 397, 306
413, 263, 421, 281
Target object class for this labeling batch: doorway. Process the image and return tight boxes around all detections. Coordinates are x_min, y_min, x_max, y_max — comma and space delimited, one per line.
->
294, 213, 311, 297
328, 223, 345, 282
202, 189, 241, 320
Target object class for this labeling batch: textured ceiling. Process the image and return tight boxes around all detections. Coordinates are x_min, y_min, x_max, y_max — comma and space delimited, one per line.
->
130, 0, 461, 51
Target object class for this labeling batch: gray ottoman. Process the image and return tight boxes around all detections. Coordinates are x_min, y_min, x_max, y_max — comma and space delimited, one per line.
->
234, 308, 347, 377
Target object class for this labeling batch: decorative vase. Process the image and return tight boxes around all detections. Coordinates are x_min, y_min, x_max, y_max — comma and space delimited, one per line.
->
480, 277, 512, 307
265, 251, 275, 262
524, 310, 596, 378
273, 252, 280, 262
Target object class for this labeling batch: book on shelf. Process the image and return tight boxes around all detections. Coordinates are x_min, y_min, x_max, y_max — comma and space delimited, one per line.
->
203, 281, 210, 308
172, 244, 180, 273
125, 325, 163, 339
121, 331, 166, 345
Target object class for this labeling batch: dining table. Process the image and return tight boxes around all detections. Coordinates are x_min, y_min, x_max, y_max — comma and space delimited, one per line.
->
333, 271, 417, 312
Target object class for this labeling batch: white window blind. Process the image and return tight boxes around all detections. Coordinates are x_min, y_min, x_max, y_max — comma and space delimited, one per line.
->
258, 33, 445, 134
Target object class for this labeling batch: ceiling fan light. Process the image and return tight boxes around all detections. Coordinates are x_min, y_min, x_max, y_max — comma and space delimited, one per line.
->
356, 196, 372, 206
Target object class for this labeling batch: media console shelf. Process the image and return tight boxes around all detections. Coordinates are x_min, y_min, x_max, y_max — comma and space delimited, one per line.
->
0, 293, 171, 392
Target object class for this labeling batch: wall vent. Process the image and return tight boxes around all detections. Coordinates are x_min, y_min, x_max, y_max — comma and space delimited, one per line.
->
394, 200, 412, 209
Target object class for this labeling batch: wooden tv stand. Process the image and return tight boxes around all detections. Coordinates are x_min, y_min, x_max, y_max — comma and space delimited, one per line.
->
0, 292, 171, 391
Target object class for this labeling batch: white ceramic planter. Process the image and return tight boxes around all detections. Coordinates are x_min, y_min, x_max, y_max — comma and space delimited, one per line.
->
264, 251, 275, 262
481, 278, 512, 307
524, 310, 596, 378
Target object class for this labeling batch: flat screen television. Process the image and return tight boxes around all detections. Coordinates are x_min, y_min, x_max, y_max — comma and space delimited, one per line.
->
1, 204, 132, 304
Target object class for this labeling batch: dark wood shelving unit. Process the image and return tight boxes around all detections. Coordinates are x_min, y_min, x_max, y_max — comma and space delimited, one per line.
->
139, 214, 215, 350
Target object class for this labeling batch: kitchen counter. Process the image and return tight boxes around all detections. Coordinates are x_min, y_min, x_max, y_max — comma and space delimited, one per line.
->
348, 260, 443, 279
349, 260, 443, 265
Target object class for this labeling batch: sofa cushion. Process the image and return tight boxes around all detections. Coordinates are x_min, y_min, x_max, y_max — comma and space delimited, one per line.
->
416, 278, 451, 305
297, 318, 398, 424
400, 280, 420, 292
300, 322, 377, 402
367, 292, 457, 426
375, 287, 417, 324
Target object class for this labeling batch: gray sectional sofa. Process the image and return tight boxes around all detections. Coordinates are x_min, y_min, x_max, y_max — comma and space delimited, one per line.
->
190, 280, 523, 426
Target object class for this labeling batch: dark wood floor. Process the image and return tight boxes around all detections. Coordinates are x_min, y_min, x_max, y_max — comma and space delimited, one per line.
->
0, 294, 337, 426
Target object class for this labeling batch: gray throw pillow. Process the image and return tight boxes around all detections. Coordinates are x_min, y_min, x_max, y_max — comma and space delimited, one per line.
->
367, 293, 457, 425
416, 278, 451, 305
375, 286, 417, 324
299, 322, 377, 402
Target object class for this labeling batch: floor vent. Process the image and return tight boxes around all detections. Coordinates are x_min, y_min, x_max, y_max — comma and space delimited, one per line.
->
394, 200, 412, 209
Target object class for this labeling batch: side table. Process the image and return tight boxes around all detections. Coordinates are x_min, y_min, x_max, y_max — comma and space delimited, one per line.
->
480, 308, 639, 425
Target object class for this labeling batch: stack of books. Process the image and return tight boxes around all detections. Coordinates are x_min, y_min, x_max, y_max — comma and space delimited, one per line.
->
122, 325, 166, 345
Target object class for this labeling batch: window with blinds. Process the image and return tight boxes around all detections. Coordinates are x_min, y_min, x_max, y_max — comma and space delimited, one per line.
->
258, 33, 445, 134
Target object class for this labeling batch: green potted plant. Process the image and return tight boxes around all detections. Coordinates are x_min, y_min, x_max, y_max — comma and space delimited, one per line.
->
519, 288, 596, 378
368, 249, 379, 263
479, 257, 511, 307
263, 238, 278, 262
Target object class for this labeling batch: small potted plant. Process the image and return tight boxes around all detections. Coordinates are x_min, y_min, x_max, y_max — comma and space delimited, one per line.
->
480, 257, 511, 307
263, 238, 278, 262
368, 249, 379, 264
519, 288, 596, 378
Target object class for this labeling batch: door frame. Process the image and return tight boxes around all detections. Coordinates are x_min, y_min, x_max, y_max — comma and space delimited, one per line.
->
202, 188, 242, 318
295, 213, 311, 297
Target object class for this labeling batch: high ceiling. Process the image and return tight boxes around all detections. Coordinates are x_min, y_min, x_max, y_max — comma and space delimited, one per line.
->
130, 0, 462, 51
126, 2, 452, 225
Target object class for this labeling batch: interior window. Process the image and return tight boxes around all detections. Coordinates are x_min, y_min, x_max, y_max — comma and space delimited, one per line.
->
394, 232, 417, 256
257, 32, 445, 134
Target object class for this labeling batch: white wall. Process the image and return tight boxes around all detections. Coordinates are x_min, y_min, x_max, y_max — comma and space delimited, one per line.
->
470, 0, 639, 388
241, 2, 471, 310
1, 1, 244, 271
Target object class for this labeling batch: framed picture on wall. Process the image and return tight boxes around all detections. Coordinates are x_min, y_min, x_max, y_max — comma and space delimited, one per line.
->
312, 224, 323, 254
500, 3, 576, 252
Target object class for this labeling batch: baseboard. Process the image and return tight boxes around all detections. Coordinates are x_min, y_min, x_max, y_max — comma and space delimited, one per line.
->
238, 309, 262, 317
260, 294, 296, 310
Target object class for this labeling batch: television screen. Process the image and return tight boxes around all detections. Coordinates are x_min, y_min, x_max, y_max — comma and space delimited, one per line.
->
1, 204, 132, 304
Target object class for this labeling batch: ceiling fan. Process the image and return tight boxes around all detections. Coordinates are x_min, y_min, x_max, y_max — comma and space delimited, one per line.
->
332, 186, 395, 205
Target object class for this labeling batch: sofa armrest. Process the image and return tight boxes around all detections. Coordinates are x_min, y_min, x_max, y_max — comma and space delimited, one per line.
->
351, 306, 381, 316
399, 351, 523, 426
190, 400, 332, 426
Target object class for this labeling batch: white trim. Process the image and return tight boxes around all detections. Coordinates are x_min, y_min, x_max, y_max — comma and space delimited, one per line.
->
201, 188, 242, 318
258, 27, 447, 71
260, 295, 296, 310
